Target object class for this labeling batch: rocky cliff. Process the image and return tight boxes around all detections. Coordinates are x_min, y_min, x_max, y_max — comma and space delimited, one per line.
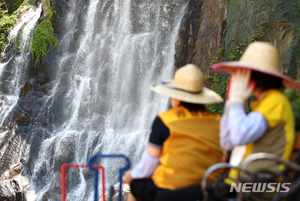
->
175, 0, 228, 73
174, 0, 300, 115
175, 0, 300, 80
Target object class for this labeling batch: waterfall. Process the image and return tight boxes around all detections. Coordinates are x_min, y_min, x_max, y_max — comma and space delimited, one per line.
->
1, 0, 189, 200
0, 5, 42, 129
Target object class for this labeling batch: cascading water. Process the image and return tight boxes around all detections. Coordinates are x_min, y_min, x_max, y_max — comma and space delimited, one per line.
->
1, 0, 189, 200
0, 5, 42, 178
0, 5, 42, 128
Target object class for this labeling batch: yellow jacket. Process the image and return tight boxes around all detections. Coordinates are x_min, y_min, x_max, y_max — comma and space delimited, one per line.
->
151, 106, 222, 190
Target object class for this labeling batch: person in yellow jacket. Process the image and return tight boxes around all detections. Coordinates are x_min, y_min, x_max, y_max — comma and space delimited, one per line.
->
212, 42, 300, 184
123, 64, 223, 201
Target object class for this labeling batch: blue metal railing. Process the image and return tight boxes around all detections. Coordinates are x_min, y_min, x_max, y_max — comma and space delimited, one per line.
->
88, 154, 131, 201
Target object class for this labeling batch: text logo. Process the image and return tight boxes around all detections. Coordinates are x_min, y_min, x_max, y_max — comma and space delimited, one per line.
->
230, 183, 291, 193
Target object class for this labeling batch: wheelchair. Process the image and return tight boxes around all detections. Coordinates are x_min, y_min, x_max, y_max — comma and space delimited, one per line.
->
201, 134, 300, 201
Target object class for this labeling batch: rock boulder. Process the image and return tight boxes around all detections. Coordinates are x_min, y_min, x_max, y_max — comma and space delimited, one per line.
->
0, 163, 30, 201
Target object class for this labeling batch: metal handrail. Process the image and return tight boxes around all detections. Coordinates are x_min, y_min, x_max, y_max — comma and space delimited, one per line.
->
201, 162, 257, 201
201, 163, 238, 201
240, 153, 300, 172
88, 154, 131, 201
61, 164, 105, 201
202, 153, 300, 201
239, 153, 300, 201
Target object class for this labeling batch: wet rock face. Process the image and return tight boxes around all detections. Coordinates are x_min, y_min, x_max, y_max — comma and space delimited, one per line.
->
175, 0, 300, 85
1, 0, 69, 198
0, 163, 30, 201
175, 0, 228, 75
15, 72, 51, 127
224, 0, 300, 79
0, 163, 23, 181
174, 0, 202, 69
0, 125, 30, 177
0, 71, 52, 176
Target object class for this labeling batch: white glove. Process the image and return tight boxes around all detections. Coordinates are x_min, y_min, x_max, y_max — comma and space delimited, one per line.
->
228, 69, 254, 103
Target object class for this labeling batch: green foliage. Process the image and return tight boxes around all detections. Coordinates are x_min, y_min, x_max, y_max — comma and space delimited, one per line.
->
295, 29, 300, 45
251, 29, 264, 41
227, 43, 246, 62
31, 1, 58, 65
13, 1, 33, 15
0, 1, 7, 18
260, 20, 269, 25
235, 43, 246, 55
272, 6, 277, 15
205, 72, 221, 82
228, 38, 234, 44
231, 6, 239, 22
207, 103, 222, 114
284, 88, 300, 131
298, 1, 300, 14
14, 25, 30, 52
11, 0, 24, 13
31, 18, 58, 64
206, 75, 229, 115
0, 15, 17, 51
228, 52, 236, 61
205, 50, 229, 115
0, 0, 33, 52
206, 75, 221, 114
217, 47, 225, 54
207, 43, 246, 114
235, 46, 241, 54
278, 0, 286, 6
15, 25, 24, 51
208, 51, 219, 67
283, 7, 293, 15
230, 0, 237, 5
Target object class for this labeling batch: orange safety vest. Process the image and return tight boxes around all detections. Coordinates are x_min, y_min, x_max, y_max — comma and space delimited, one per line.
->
151, 106, 222, 190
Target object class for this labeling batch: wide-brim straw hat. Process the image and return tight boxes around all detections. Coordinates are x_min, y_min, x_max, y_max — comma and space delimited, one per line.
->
212, 42, 300, 90
151, 64, 223, 104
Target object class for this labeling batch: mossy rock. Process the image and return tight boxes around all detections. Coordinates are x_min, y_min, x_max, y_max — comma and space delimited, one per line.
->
0, 0, 34, 53
30, 0, 58, 65
31, 17, 58, 64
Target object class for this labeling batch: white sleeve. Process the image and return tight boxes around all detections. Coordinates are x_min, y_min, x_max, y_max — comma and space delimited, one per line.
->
130, 149, 160, 179
220, 101, 234, 150
228, 102, 268, 146
220, 115, 234, 150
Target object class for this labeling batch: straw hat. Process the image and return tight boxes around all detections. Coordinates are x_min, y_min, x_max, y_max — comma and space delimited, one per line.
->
212, 42, 300, 90
151, 64, 223, 104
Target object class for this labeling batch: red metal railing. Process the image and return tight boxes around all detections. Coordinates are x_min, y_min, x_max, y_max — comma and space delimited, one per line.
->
61, 164, 105, 201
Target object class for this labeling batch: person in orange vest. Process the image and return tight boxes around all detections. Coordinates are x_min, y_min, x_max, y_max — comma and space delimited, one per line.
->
212, 42, 300, 183
123, 64, 223, 201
